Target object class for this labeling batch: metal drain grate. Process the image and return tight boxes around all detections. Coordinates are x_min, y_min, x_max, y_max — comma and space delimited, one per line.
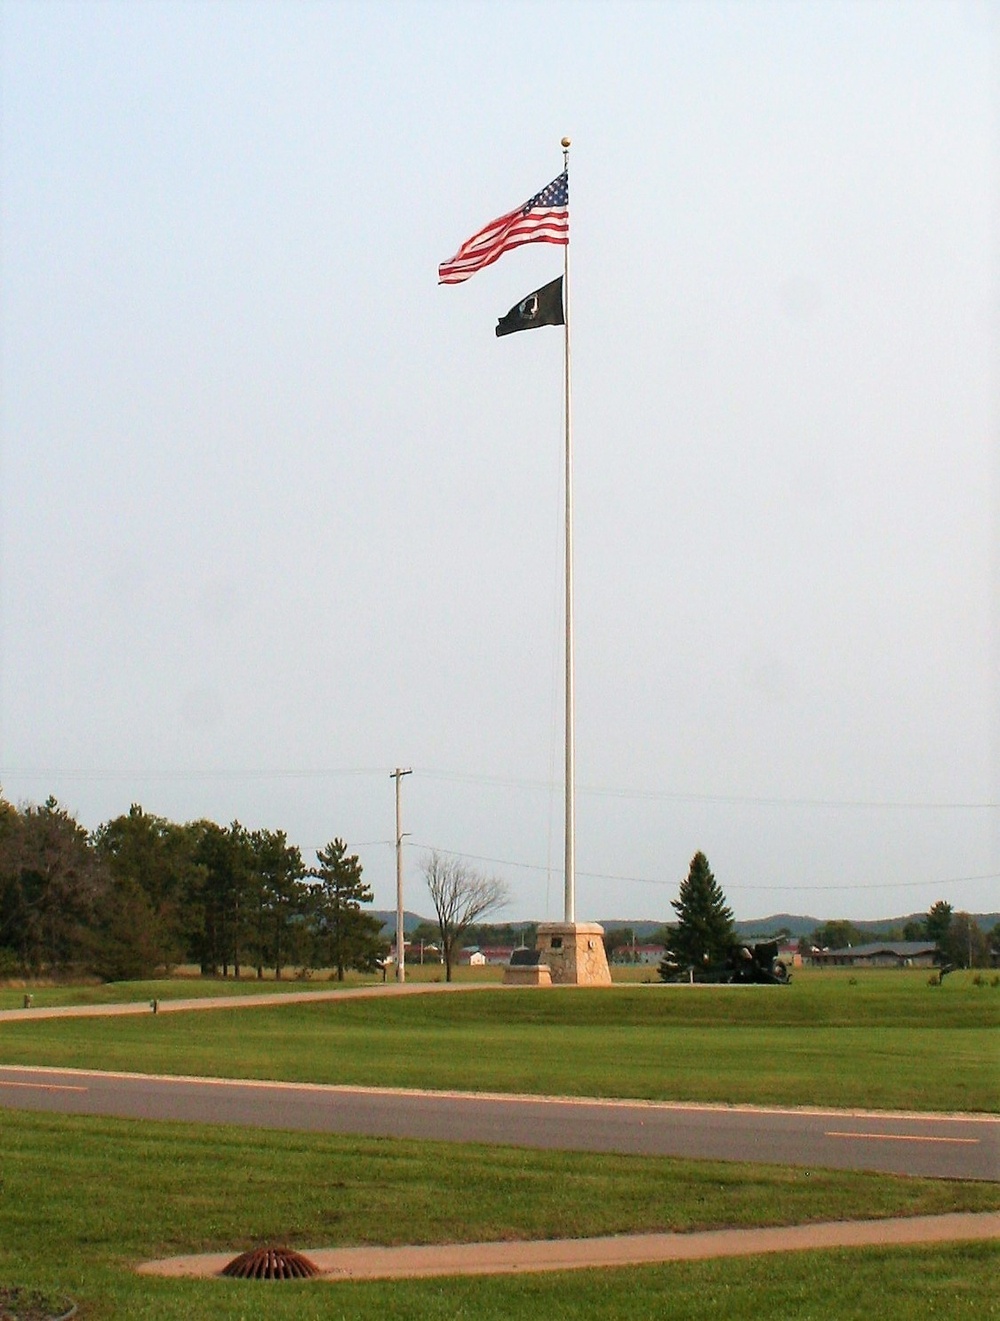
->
221, 1246, 321, 1280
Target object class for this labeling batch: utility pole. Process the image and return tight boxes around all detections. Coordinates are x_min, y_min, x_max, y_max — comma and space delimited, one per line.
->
390, 768, 412, 982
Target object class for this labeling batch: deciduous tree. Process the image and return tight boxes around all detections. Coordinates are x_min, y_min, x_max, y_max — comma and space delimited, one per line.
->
941, 912, 988, 969
0, 796, 105, 974
422, 851, 509, 982
925, 900, 954, 948
91, 805, 199, 977
809, 920, 867, 951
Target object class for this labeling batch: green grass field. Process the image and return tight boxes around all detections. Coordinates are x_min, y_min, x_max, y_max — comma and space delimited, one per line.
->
0, 963, 517, 1010
0, 970, 382, 1010
1, 1109, 997, 1320
2, 970, 997, 1317
2, 972, 997, 1111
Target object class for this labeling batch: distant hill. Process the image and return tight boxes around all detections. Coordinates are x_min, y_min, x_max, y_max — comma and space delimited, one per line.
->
599, 920, 665, 940
372, 910, 427, 936
374, 910, 999, 940
732, 912, 999, 939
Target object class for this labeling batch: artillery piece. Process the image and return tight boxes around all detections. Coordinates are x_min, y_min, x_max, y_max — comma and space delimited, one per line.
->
659, 939, 790, 985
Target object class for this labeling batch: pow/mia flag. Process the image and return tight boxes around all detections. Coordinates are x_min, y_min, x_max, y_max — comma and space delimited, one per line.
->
495, 276, 565, 337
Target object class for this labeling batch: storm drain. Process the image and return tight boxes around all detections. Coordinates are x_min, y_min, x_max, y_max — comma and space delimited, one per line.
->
221, 1246, 321, 1280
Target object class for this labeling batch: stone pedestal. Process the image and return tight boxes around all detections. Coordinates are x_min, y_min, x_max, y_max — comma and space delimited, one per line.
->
502, 946, 553, 986
535, 922, 611, 986
502, 961, 553, 986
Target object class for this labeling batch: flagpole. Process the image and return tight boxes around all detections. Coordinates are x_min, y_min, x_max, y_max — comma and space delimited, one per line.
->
561, 135, 575, 926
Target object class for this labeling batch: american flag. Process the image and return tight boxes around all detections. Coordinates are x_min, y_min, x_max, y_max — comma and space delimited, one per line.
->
439, 171, 569, 285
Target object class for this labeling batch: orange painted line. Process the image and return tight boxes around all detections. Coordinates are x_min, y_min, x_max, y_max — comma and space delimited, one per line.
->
0, 1080, 88, 1093
825, 1130, 979, 1145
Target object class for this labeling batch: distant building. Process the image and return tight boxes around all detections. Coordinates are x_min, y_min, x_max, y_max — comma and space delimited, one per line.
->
633, 944, 666, 965
807, 941, 939, 969
777, 943, 803, 968
608, 944, 665, 965
383, 940, 442, 965
479, 947, 515, 965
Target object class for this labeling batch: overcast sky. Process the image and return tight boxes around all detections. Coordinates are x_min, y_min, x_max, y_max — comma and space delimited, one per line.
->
1, 0, 997, 924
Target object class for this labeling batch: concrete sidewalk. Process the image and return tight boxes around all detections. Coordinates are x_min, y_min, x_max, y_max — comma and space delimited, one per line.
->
137, 1211, 1000, 1281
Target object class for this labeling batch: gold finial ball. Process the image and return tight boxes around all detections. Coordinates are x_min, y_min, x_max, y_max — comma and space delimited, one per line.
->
561, 136, 571, 148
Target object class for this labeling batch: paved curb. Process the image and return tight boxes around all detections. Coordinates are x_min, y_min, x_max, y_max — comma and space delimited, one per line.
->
137, 1211, 1000, 1281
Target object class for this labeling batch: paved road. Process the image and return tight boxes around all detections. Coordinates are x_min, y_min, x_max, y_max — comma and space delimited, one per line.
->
2, 1064, 996, 1181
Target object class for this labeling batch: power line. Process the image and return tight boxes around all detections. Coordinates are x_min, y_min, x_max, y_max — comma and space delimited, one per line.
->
404, 840, 1000, 894
0, 767, 385, 782
2, 763, 994, 810
417, 768, 998, 812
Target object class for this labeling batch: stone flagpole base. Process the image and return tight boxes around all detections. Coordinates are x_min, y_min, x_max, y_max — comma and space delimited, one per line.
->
535, 922, 611, 986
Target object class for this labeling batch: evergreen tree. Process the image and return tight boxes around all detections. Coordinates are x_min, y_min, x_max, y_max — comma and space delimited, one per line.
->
664, 852, 735, 967
309, 839, 385, 980
251, 828, 306, 980
926, 900, 953, 948
189, 821, 257, 977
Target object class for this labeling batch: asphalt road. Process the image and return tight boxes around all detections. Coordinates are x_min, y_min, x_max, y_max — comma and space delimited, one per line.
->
2, 1064, 996, 1181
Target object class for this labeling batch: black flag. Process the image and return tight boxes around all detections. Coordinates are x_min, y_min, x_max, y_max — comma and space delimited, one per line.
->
496, 276, 565, 337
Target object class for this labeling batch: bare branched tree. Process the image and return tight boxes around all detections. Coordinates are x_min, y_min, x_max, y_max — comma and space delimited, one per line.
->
422, 850, 510, 981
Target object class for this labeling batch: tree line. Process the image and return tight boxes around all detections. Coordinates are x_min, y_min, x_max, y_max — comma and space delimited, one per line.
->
656, 852, 997, 973
804, 901, 995, 967
0, 795, 386, 981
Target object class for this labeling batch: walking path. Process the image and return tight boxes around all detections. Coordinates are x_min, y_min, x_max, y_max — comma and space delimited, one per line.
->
0, 980, 476, 1021
0, 982, 480, 1019
137, 1211, 1000, 1281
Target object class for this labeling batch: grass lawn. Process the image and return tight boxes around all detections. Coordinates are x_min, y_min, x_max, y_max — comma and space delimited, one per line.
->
16, 1246, 996, 1321
1, 1109, 997, 1320
0, 970, 384, 1010
2, 972, 997, 1112
0, 963, 518, 1010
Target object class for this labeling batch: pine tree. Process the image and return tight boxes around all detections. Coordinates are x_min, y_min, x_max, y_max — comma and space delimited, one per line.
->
309, 839, 385, 980
665, 852, 735, 967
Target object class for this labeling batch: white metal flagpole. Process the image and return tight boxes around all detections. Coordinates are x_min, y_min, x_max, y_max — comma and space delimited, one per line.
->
561, 135, 575, 926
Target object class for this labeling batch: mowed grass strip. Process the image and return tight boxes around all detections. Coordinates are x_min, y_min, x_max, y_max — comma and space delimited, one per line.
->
2, 967, 996, 1022
2, 975, 997, 1112
1, 964, 996, 1017
1, 1109, 997, 1321
0, 972, 385, 1010
15, 1245, 999, 1321
0, 963, 504, 1010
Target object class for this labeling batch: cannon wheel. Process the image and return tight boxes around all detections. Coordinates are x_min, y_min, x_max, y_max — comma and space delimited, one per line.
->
771, 960, 788, 982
